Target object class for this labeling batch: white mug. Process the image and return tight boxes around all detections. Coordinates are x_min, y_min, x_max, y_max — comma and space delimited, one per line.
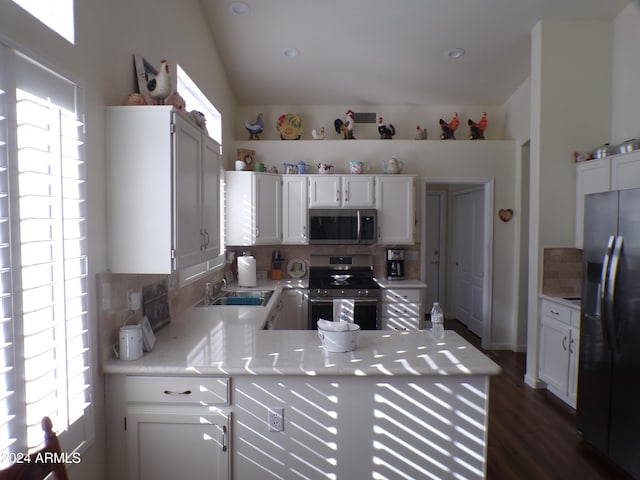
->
114, 325, 143, 361
235, 160, 245, 171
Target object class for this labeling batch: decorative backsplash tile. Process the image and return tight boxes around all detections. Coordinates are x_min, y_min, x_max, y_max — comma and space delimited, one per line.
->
96, 269, 225, 366
542, 248, 583, 297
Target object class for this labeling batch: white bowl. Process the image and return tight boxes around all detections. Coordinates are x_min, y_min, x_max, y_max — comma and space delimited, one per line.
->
318, 323, 360, 352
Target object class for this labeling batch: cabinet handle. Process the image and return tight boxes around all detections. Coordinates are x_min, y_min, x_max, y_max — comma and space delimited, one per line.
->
562, 336, 567, 351
344, 189, 348, 202
203, 229, 210, 248
569, 337, 575, 355
550, 309, 560, 316
221, 425, 228, 452
336, 190, 340, 202
163, 389, 192, 396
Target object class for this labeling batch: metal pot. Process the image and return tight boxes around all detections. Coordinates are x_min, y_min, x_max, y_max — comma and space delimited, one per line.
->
614, 139, 640, 155
592, 143, 613, 159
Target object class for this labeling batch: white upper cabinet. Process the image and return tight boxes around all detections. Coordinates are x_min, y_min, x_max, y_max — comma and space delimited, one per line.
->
308, 175, 375, 208
106, 106, 220, 274
282, 176, 308, 244
225, 172, 282, 246
376, 175, 415, 245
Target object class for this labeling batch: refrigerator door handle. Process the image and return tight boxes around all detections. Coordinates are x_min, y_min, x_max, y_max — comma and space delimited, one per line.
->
599, 235, 616, 349
607, 235, 624, 351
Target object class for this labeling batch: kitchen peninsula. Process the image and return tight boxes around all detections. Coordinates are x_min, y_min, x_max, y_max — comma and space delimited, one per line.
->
104, 288, 501, 480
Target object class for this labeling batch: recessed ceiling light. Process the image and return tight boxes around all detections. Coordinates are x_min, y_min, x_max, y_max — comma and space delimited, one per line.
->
229, 2, 249, 15
446, 48, 466, 60
282, 48, 300, 58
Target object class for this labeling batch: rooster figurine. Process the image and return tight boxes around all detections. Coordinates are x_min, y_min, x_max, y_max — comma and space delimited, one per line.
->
377, 117, 396, 139
147, 60, 172, 105
334, 109, 355, 139
245, 113, 264, 140
415, 125, 428, 140
439, 112, 459, 140
468, 112, 488, 140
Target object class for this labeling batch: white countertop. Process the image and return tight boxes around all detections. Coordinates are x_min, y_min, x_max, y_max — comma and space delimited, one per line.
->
103, 292, 500, 377
539, 294, 581, 309
376, 278, 428, 289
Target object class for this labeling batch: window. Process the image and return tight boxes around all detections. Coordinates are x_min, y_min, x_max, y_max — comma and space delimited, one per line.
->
0, 42, 92, 464
12, 0, 75, 44
176, 65, 222, 144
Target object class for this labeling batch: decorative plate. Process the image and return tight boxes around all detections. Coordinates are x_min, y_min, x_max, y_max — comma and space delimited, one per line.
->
277, 113, 302, 140
287, 258, 307, 278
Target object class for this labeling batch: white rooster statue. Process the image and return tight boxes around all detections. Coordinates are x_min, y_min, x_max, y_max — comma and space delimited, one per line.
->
147, 59, 172, 105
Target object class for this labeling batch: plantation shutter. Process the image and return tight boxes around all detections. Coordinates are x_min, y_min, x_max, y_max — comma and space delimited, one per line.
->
0, 42, 93, 463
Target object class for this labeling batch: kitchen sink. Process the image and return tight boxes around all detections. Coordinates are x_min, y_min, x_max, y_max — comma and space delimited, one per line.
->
198, 290, 274, 307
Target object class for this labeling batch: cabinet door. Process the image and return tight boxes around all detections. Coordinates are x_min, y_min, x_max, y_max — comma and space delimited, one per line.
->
282, 176, 308, 244
567, 326, 580, 407
575, 158, 610, 248
376, 176, 415, 244
611, 151, 640, 191
275, 289, 306, 329
343, 175, 375, 207
254, 174, 281, 244
127, 409, 230, 480
201, 136, 221, 260
308, 175, 341, 207
174, 116, 204, 269
539, 316, 570, 395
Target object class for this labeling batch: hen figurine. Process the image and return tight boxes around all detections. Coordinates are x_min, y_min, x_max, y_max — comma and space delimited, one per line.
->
311, 127, 325, 140
415, 125, 428, 140
147, 60, 172, 105
377, 117, 396, 139
334, 109, 355, 139
245, 113, 264, 140
468, 112, 488, 140
439, 112, 459, 140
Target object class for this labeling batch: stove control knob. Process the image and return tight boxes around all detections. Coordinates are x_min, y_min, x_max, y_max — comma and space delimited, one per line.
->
324, 290, 328, 296
357, 290, 362, 296
341, 290, 345, 295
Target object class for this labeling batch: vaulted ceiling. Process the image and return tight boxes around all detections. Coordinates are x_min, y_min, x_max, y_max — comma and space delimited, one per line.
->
201, 0, 629, 106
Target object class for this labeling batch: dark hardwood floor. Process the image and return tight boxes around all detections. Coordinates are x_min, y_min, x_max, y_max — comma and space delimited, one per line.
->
448, 319, 634, 480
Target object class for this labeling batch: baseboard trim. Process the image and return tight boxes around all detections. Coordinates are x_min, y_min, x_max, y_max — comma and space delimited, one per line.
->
524, 373, 546, 389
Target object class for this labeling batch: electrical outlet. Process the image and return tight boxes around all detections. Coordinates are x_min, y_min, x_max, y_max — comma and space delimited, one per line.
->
267, 407, 284, 432
127, 289, 141, 310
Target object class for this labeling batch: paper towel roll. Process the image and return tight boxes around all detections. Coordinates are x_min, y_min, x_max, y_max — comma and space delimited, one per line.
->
237, 256, 257, 287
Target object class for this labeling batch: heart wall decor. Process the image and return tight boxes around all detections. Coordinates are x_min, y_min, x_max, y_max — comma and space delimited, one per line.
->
498, 209, 513, 222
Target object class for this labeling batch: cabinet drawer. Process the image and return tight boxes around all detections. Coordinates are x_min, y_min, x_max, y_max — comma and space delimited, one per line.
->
382, 288, 421, 303
125, 376, 229, 405
382, 303, 421, 318
540, 299, 571, 325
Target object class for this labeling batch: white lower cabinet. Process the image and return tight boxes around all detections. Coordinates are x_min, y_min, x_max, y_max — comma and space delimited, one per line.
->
126, 408, 230, 480
275, 288, 308, 329
381, 287, 425, 330
107, 375, 231, 480
538, 298, 580, 408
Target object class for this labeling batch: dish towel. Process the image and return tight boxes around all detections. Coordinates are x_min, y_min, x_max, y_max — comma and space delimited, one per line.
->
333, 298, 355, 323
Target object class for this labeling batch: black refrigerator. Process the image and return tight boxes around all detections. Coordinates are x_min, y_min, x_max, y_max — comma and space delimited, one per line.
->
577, 188, 640, 478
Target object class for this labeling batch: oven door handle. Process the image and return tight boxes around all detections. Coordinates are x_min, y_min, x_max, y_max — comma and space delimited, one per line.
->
309, 297, 379, 304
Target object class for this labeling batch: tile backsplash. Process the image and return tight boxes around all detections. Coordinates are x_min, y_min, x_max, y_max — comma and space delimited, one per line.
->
542, 248, 583, 297
97, 269, 224, 367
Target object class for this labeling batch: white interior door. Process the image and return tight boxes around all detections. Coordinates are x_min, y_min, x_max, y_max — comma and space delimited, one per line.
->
424, 191, 445, 309
452, 187, 485, 336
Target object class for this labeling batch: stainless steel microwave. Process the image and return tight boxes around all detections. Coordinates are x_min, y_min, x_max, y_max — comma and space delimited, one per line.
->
308, 209, 377, 244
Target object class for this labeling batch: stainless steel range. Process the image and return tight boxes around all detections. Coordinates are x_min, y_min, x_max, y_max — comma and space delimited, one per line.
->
307, 254, 381, 330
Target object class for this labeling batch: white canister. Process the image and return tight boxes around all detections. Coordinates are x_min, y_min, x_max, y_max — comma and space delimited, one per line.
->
235, 160, 245, 171
117, 325, 143, 361
237, 255, 257, 287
